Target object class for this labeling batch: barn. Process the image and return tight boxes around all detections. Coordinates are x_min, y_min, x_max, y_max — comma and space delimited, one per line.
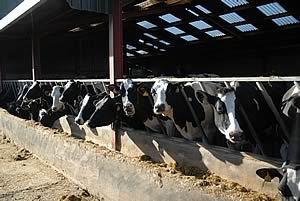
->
1, 0, 300, 200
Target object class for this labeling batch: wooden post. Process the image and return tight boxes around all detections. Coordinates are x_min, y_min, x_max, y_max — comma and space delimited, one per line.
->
109, 0, 123, 151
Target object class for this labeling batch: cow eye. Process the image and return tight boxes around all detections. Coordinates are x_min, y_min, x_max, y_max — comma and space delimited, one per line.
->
151, 89, 156, 96
216, 100, 225, 114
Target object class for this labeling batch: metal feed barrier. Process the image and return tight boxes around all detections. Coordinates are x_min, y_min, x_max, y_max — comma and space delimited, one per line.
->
1, 76, 299, 157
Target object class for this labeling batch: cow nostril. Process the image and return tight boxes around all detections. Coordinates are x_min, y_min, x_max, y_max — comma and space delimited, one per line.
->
229, 132, 244, 140
155, 104, 165, 112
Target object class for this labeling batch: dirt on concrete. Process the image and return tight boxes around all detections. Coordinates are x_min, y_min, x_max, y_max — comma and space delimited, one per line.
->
0, 134, 101, 201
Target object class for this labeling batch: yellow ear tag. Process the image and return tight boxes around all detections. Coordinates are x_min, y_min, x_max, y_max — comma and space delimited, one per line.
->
264, 171, 272, 182
143, 91, 149, 97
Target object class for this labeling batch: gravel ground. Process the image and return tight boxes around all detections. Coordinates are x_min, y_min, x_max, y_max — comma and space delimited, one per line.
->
0, 134, 101, 201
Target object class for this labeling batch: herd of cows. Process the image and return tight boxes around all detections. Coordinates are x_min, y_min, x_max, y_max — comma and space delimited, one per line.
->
0, 78, 300, 200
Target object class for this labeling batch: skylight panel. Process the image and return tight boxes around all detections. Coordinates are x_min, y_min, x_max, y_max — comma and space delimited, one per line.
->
185, 8, 199, 17
136, 20, 157, 29
272, 16, 299, 26
126, 53, 134, 57
195, 5, 211, 14
136, 50, 148, 55
160, 49, 166, 52
146, 43, 153, 47
189, 20, 212, 30
219, 12, 245, 24
165, 26, 185, 35
159, 13, 181, 23
153, 45, 159, 49
139, 39, 144, 43
159, 40, 171, 46
126, 44, 136, 50
143, 33, 158, 40
235, 24, 258, 32
205, 30, 226, 37
257, 2, 287, 17
221, 0, 248, 8
181, 35, 199, 41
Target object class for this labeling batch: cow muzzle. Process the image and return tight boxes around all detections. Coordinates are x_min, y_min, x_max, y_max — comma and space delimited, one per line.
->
154, 104, 165, 114
228, 131, 244, 143
123, 104, 135, 116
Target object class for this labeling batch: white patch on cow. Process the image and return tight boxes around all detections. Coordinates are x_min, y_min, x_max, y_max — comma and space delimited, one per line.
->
174, 121, 199, 141
144, 117, 161, 133
286, 168, 300, 200
75, 94, 91, 125
151, 79, 172, 115
51, 86, 64, 111
38, 109, 47, 121
282, 85, 300, 117
121, 79, 135, 116
217, 91, 243, 141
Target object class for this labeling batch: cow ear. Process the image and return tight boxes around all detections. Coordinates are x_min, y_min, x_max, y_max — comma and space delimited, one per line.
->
256, 168, 283, 182
137, 86, 149, 97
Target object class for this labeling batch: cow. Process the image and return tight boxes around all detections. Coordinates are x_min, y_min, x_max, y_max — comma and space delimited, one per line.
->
150, 79, 238, 145
87, 94, 145, 130
108, 79, 178, 137
75, 92, 107, 125
256, 93, 300, 200
217, 81, 289, 157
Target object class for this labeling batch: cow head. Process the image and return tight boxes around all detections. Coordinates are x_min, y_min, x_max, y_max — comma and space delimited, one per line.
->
257, 165, 300, 201
23, 81, 42, 101
59, 80, 81, 104
151, 79, 173, 116
215, 87, 244, 144
87, 95, 122, 128
51, 86, 64, 112
75, 92, 107, 125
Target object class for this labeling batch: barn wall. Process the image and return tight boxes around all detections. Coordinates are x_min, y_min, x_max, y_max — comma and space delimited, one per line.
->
0, 30, 109, 80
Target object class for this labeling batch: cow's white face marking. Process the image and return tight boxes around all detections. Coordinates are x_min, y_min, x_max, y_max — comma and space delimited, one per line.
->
286, 168, 300, 200
151, 80, 172, 117
217, 90, 243, 142
121, 79, 135, 116
75, 94, 91, 125
51, 86, 64, 112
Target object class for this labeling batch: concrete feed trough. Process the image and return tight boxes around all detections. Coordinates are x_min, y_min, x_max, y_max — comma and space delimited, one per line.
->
0, 109, 281, 199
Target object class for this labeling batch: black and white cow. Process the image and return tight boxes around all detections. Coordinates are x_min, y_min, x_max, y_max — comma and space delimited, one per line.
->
151, 79, 238, 145
109, 79, 177, 136
256, 94, 300, 200
75, 92, 107, 125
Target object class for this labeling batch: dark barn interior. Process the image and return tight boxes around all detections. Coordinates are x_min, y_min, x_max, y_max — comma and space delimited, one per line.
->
0, 0, 300, 79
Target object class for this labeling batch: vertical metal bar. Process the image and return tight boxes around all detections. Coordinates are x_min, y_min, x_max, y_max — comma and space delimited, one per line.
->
256, 82, 290, 141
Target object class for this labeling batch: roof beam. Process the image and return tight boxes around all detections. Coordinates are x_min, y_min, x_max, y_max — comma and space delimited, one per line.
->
0, 0, 44, 31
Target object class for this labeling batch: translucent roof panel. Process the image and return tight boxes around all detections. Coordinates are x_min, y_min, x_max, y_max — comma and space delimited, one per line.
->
126, 44, 136, 50
136, 50, 148, 55
219, 12, 246, 24
189, 20, 212, 30
185, 8, 199, 17
159, 13, 181, 23
257, 2, 287, 17
159, 40, 171, 46
205, 30, 226, 37
145, 43, 153, 47
195, 5, 211, 14
165, 26, 185, 35
181, 35, 199, 42
126, 53, 134, 57
235, 24, 258, 32
136, 20, 157, 29
221, 0, 249, 8
153, 45, 159, 49
160, 49, 166, 52
138, 39, 144, 43
272, 16, 299, 26
143, 33, 158, 40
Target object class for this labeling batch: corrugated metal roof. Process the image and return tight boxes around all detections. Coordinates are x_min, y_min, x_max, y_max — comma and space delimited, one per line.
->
0, 0, 23, 19
66, 0, 113, 14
